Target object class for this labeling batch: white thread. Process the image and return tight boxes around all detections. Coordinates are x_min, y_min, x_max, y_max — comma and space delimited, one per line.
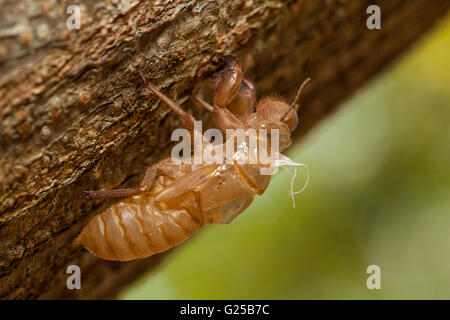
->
272, 154, 310, 208
230, 146, 310, 208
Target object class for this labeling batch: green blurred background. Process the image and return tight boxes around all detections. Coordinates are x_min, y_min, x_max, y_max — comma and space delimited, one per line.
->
122, 15, 450, 299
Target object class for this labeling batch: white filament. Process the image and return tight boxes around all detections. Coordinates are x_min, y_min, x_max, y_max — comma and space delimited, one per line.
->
272, 154, 310, 208
232, 143, 310, 208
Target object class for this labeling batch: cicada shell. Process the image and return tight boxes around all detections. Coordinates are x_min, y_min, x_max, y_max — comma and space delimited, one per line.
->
75, 56, 309, 261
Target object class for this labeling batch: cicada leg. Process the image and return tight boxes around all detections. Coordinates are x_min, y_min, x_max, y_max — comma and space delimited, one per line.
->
82, 165, 158, 199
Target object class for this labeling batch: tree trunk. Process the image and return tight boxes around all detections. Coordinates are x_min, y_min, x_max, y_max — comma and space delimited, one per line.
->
0, 0, 448, 299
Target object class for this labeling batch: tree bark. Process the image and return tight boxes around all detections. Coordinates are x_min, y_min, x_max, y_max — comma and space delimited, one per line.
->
0, 0, 448, 299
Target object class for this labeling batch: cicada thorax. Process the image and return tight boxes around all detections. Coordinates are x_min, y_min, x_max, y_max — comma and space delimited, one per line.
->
155, 157, 273, 226
155, 164, 253, 220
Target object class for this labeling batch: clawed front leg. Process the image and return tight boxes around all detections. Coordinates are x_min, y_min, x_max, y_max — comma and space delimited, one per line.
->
213, 55, 243, 108
227, 75, 256, 115
195, 73, 255, 117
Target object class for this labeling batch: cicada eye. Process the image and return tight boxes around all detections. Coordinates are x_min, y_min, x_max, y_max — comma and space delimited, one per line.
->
283, 108, 299, 132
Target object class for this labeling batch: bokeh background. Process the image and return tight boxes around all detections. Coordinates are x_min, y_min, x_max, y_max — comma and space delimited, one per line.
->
122, 15, 450, 299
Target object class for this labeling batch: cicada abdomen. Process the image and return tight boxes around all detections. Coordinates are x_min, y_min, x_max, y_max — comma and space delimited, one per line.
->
74, 194, 202, 261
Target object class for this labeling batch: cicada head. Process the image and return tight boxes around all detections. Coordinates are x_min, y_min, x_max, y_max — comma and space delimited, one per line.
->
255, 97, 299, 132
253, 78, 310, 150
251, 98, 294, 152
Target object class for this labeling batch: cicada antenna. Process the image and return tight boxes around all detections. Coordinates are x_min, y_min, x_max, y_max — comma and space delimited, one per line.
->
292, 77, 311, 113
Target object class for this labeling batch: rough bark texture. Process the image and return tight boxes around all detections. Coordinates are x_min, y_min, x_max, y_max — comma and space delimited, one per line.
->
0, 0, 448, 299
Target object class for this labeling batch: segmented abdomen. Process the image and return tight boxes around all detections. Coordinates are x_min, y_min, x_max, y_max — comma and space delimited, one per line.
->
75, 194, 201, 261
